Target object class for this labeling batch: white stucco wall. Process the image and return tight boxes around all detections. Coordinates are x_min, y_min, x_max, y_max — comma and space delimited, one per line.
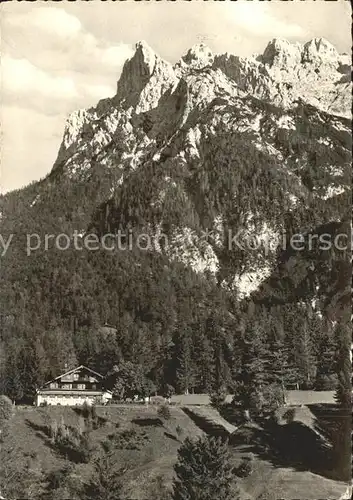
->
36, 392, 112, 406
36, 394, 96, 406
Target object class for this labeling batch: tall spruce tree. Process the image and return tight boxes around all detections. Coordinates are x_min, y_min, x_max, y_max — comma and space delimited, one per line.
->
175, 329, 196, 394
315, 324, 337, 390
332, 320, 351, 480
294, 319, 317, 389
264, 336, 287, 405
172, 436, 238, 500
334, 320, 351, 408
233, 320, 268, 418
194, 334, 215, 393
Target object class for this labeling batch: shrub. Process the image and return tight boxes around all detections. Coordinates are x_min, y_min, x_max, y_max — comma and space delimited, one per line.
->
235, 455, 254, 478
76, 401, 106, 430
46, 464, 73, 490
157, 404, 171, 420
315, 373, 338, 391
210, 387, 227, 410
163, 384, 175, 399
101, 439, 113, 453
175, 425, 183, 437
0, 395, 13, 427
81, 401, 94, 419
83, 453, 125, 500
47, 419, 59, 440
52, 422, 94, 463
260, 384, 285, 415
105, 429, 150, 451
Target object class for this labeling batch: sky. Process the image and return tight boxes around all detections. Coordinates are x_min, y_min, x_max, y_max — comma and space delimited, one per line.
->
1, 0, 351, 193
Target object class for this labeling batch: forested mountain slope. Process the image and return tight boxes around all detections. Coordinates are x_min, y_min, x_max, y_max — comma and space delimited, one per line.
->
0, 38, 350, 400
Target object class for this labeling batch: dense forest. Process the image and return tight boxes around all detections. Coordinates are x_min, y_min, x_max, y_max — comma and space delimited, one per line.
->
0, 150, 349, 405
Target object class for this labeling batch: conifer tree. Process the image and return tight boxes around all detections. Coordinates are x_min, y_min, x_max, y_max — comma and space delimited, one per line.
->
83, 453, 124, 500
315, 325, 337, 390
233, 321, 268, 418
194, 335, 215, 393
172, 436, 238, 500
334, 321, 351, 409
332, 320, 351, 480
264, 336, 287, 405
294, 319, 317, 389
175, 330, 196, 394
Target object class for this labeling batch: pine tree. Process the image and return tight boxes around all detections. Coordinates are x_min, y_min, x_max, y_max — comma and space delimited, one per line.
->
332, 320, 351, 480
206, 313, 231, 393
334, 321, 351, 409
172, 436, 239, 500
281, 347, 301, 389
83, 453, 124, 500
233, 322, 268, 418
264, 336, 287, 405
175, 330, 196, 394
315, 324, 337, 390
194, 334, 215, 393
294, 319, 317, 389
233, 316, 288, 417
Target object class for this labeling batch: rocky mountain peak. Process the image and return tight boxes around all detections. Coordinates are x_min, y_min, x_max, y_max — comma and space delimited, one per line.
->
262, 38, 302, 68
116, 40, 158, 100
301, 37, 339, 65
179, 43, 215, 70
52, 36, 350, 178
262, 37, 340, 69
116, 40, 177, 113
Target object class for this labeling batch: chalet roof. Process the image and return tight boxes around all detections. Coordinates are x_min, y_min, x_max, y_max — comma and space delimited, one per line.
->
42, 365, 104, 387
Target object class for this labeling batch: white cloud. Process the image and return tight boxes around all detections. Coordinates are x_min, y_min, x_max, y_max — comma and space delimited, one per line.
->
8, 7, 82, 38
1, 6, 133, 116
4, 7, 133, 74
1, 105, 64, 193
83, 83, 116, 100
2, 55, 78, 99
226, 2, 305, 38
1, 55, 119, 118
100, 45, 133, 68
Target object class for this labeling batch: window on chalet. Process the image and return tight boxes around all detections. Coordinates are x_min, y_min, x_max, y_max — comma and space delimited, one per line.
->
77, 384, 86, 390
50, 382, 58, 389
62, 383, 72, 389
73, 373, 79, 380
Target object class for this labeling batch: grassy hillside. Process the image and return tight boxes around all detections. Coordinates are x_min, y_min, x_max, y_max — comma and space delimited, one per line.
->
0, 401, 349, 500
